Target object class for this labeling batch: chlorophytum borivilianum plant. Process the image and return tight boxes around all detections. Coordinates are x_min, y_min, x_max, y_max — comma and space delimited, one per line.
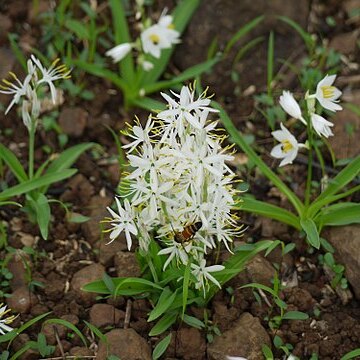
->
74, 0, 221, 111
213, 72, 360, 250
83, 84, 273, 338
0, 55, 93, 239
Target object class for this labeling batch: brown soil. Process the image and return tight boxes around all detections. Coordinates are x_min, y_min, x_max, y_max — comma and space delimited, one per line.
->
1, 0, 360, 359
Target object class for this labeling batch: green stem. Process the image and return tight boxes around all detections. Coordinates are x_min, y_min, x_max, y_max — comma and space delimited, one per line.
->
28, 119, 36, 179
305, 140, 313, 208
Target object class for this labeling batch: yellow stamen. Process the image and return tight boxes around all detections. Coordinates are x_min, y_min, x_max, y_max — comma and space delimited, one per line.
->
321, 85, 335, 99
167, 24, 175, 30
150, 34, 160, 45
51, 58, 61, 67
281, 140, 293, 153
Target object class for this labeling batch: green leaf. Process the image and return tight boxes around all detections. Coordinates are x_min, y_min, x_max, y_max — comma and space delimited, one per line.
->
317, 203, 360, 226
148, 287, 177, 322
262, 344, 274, 360
142, 57, 220, 95
241, 283, 278, 298
152, 333, 172, 360
238, 196, 300, 229
131, 97, 166, 112
300, 218, 320, 249
109, 0, 135, 83
341, 349, 360, 360
0, 144, 28, 182
43, 318, 87, 346
0, 312, 52, 345
72, 60, 128, 91
182, 263, 191, 317
0, 169, 77, 201
310, 155, 360, 212
27, 193, 51, 240
83, 277, 162, 295
64, 19, 89, 39
282, 311, 309, 320
83, 320, 107, 344
149, 312, 178, 336
278, 16, 315, 53
267, 31, 274, 98
224, 15, 264, 54
8, 33, 27, 70
182, 314, 205, 329
212, 101, 304, 215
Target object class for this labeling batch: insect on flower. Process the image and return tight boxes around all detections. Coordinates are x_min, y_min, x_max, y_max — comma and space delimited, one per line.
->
173, 221, 203, 244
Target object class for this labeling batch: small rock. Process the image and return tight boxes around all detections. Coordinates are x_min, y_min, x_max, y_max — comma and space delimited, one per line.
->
175, 327, 206, 360
30, 303, 49, 317
114, 251, 141, 277
284, 287, 315, 312
246, 254, 275, 287
61, 314, 79, 326
325, 225, 360, 300
107, 163, 120, 186
7, 287, 38, 313
212, 301, 240, 331
96, 328, 151, 360
59, 107, 88, 137
44, 277, 65, 301
207, 312, 271, 360
70, 263, 105, 305
60, 173, 95, 204
99, 236, 128, 266
7, 254, 29, 290
89, 303, 124, 328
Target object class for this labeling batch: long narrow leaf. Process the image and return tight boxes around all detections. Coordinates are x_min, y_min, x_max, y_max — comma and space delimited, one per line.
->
238, 196, 300, 229
224, 15, 264, 54
148, 287, 177, 322
316, 203, 360, 227
152, 333, 172, 360
213, 101, 304, 215
0, 144, 28, 182
300, 218, 320, 249
310, 155, 360, 210
143, 57, 220, 95
109, 0, 135, 83
72, 60, 128, 91
149, 312, 178, 336
0, 169, 77, 201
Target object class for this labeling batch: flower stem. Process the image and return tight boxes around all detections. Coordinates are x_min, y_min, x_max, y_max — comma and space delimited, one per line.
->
305, 125, 313, 208
28, 119, 36, 179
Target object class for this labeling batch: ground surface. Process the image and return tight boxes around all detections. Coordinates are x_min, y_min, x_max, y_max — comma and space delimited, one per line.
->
0, 0, 360, 359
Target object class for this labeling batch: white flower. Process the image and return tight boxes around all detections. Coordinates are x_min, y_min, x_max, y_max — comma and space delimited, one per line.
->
226, 357, 247, 360
105, 198, 138, 250
105, 43, 132, 63
30, 55, 71, 104
0, 67, 33, 115
191, 258, 224, 296
141, 24, 172, 58
158, 13, 180, 45
0, 304, 16, 335
142, 60, 154, 71
271, 123, 306, 167
311, 113, 334, 138
279, 90, 306, 125
315, 74, 342, 112
122, 115, 154, 152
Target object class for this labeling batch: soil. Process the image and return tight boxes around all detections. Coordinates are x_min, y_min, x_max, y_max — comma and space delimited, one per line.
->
1, 0, 360, 359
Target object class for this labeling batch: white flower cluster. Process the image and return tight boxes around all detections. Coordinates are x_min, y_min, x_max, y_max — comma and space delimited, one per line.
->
105, 11, 180, 71
0, 55, 71, 130
0, 303, 16, 335
271, 74, 342, 166
105, 85, 243, 294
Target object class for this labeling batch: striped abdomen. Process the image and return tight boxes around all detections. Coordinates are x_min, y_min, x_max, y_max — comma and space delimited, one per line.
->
174, 221, 202, 243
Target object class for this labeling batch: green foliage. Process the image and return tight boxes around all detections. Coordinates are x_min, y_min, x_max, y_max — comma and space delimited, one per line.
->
83, 239, 272, 337
0, 142, 93, 239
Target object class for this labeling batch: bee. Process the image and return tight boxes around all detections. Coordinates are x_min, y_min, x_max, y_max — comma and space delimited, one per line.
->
174, 221, 203, 244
